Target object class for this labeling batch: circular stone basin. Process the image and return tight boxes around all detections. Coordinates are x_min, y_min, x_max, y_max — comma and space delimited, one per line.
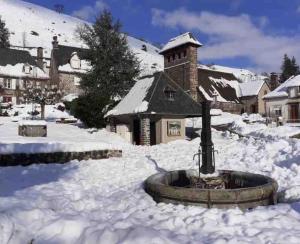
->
145, 170, 278, 209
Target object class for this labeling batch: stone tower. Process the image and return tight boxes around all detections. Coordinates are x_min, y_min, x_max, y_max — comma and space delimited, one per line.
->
160, 32, 202, 102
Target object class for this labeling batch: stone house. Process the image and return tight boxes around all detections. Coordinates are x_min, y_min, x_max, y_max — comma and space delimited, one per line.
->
159, 32, 243, 114
0, 48, 49, 105
49, 36, 89, 96
106, 72, 202, 145
264, 75, 300, 123
239, 80, 271, 115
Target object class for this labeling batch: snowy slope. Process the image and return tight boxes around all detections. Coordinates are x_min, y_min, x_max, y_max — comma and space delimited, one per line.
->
0, 0, 163, 73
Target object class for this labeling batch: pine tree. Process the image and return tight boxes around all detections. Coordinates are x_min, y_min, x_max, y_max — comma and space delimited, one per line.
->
280, 54, 300, 82
0, 16, 10, 48
73, 10, 140, 128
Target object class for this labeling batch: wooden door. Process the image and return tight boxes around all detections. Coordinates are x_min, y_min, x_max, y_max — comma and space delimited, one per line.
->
290, 104, 299, 122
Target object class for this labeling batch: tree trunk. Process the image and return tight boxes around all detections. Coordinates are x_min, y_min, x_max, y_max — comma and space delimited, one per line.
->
41, 103, 45, 120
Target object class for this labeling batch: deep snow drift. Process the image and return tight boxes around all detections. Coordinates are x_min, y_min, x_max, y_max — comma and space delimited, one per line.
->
1, 115, 300, 243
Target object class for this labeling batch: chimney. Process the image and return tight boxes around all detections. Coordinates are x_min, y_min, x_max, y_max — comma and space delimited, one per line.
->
270, 72, 279, 91
37, 47, 44, 69
52, 36, 59, 49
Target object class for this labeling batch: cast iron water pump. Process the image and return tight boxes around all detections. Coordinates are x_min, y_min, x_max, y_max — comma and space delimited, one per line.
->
194, 100, 216, 175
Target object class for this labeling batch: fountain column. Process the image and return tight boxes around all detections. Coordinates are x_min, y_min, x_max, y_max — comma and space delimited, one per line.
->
200, 100, 215, 174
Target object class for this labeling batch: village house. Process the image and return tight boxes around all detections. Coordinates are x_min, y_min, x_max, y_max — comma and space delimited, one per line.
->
264, 75, 300, 123
0, 48, 49, 105
239, 79, 271, 114
159, 32, 243, 114
49, 36, 89, 96
106, 72, 202, 145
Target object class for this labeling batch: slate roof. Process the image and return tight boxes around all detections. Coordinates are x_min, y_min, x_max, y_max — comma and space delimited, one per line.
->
0, 48, 37, 66
106, 72, 202, 117
53, 45, 88, 67
160, 32, 202, 54
198, 68, 242, 103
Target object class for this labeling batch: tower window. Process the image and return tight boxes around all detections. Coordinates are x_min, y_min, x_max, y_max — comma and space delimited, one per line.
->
164, 86, 176, 101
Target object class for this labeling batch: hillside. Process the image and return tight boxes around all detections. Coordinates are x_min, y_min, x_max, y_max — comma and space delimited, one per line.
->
0, 0, 163, 74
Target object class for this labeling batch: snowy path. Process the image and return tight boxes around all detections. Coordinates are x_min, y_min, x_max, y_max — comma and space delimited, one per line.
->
1, 130, 300, 243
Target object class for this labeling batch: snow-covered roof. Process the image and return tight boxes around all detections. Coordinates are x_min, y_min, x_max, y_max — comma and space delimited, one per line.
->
198, 67, 241, 103
263, 76, 300, 99
106, 72, 202, 117
285, 75, 300, 88
239, 80, 265, 97
0, 48, 48, 79
159, 32, 202, 54
106, 76, 155, 117
209, 65, 267, 83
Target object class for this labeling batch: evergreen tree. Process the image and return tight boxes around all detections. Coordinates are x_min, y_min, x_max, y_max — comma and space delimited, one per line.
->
73, 10, 140, 128
280, 54, 300, 82
0, 16, 10, 48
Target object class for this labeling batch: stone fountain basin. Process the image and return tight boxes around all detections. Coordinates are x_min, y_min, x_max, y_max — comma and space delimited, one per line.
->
145, 170, 278, 209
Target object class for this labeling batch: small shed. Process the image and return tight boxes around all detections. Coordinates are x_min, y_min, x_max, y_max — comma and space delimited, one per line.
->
106, 72, 202, 145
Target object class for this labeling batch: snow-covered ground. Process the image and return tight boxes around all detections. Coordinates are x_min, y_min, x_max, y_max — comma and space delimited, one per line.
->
0, 105, 125, 154
1, 112, 300, 243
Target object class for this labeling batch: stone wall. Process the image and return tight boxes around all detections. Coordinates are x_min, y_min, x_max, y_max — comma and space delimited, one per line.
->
140, 117, 150, 145
163, 44, 199, 102
0, 149, 122, 166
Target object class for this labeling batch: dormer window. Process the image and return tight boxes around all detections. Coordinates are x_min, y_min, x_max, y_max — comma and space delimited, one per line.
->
23, 64, 31, 74
164, 86, 176, 101
289, 87, 298, 98
70, 52, 81, 69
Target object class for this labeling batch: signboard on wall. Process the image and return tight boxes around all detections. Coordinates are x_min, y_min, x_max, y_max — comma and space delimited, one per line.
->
167, 121, 181, 136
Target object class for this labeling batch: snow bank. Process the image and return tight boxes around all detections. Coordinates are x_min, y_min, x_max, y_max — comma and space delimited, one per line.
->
0, 141, 120, 155
8, 104, 74, 122
19, 120, 47, 126
1, 128, 300, 243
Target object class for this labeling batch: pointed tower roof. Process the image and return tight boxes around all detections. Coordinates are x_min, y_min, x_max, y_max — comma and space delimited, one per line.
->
159, 32, 202, 54
106, 72, 202, 118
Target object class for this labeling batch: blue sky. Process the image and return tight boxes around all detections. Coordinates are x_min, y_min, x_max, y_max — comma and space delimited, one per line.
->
26, 0, 300, 72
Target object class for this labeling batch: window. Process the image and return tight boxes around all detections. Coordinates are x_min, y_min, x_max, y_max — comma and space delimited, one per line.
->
23, 64, 31, 74
172, 54, 176, 61
178, 53, 181, 59
3, 96, 12, 103
74, 76, 81, 86
274, 107, 282, 116
289, 87, 298, 98
70, 53, 81, 69
4, 78, 11, 89
167, 56, 171, 63
183, 50, 187, 57
164, 86, 176, 101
